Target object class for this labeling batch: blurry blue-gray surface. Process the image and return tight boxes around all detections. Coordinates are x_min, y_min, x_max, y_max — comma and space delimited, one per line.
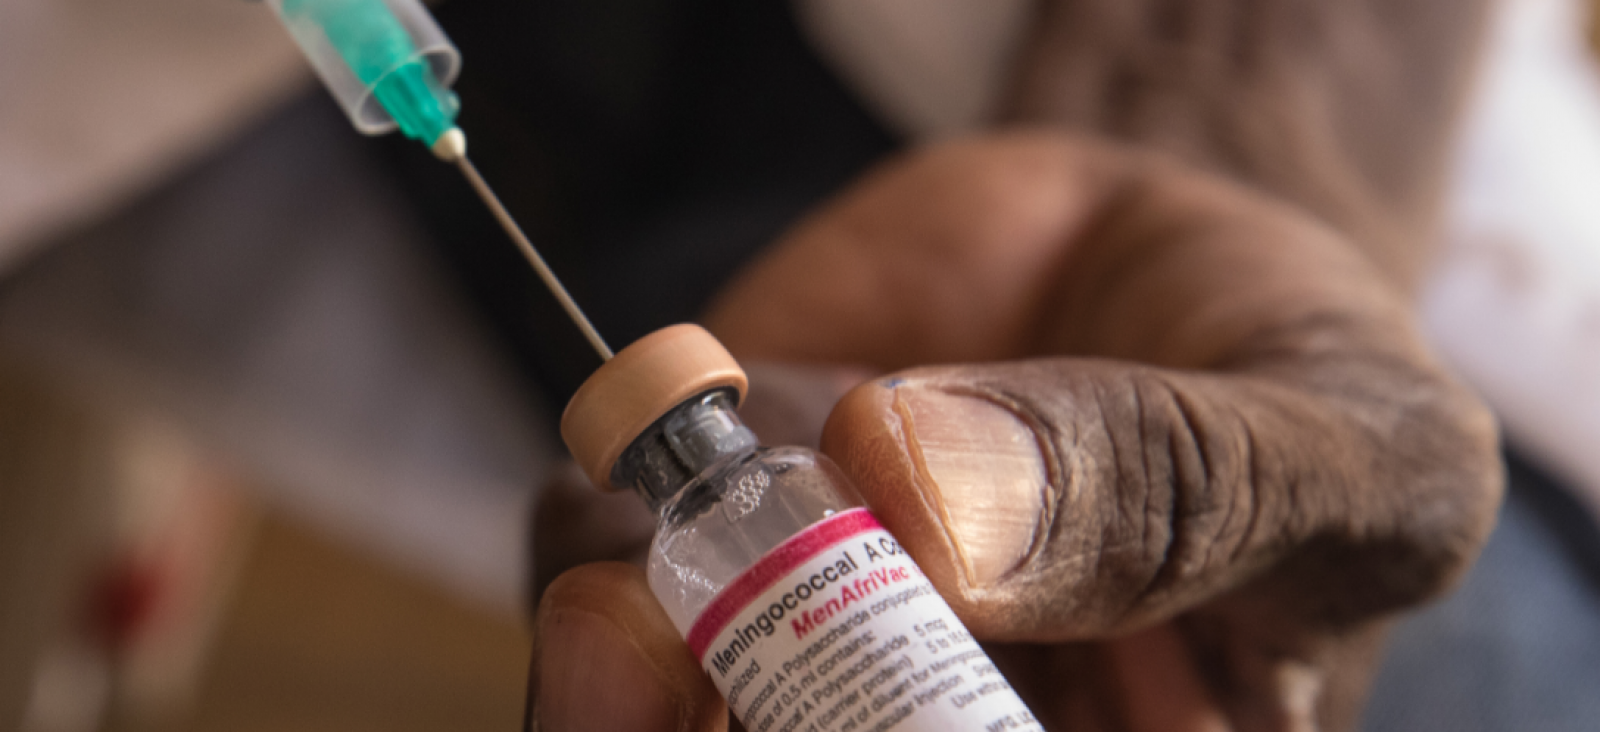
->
0, 99, 552, 610
1365, 451, 1600, 731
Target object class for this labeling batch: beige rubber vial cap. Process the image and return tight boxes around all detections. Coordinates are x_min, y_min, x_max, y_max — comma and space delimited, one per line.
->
561, 324, 748, 492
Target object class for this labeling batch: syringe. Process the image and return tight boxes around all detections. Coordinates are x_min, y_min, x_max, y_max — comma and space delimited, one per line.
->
263, 0, 614, 361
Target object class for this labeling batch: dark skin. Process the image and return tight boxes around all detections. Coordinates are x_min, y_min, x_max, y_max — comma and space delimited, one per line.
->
529, 1, 1503, 730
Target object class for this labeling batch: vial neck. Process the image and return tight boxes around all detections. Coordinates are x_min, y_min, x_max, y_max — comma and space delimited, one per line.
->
612, 389, 757, 512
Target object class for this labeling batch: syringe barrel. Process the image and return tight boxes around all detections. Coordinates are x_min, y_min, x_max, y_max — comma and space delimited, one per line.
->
267, 0, 460, 142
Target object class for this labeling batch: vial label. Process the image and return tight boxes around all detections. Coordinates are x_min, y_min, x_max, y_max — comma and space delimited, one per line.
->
686, 508, 1042, 732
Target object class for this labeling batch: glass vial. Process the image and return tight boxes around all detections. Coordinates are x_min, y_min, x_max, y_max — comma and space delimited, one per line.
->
561, 325, 1042, 732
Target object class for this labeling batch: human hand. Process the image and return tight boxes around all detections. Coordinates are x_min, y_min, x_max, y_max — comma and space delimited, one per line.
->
529, 132, 1501, 731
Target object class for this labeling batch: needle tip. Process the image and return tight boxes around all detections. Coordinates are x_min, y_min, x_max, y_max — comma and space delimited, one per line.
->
453, 156, 614, 362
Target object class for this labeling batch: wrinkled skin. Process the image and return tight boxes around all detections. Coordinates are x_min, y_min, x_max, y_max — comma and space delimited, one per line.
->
529, 1, 1502, 730
530, 135, 1501, 732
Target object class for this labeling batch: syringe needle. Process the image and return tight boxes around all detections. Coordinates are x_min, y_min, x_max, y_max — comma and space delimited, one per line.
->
454, 155, 614, 362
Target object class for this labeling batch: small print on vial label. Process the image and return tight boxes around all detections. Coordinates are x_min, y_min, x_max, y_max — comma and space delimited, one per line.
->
686, 508, 1043, 732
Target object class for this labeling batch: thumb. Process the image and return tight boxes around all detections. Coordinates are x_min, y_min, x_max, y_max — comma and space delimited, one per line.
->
818, 358, 1498, 641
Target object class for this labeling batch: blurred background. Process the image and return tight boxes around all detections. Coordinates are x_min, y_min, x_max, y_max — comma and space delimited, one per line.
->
1, 0, 1598, 730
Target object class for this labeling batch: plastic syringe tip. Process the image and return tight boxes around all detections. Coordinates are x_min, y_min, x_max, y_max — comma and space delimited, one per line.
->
269, 0, 461, 146
369, 60, 460, 145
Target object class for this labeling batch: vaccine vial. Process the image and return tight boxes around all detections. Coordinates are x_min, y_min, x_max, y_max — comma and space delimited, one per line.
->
561, 325, 1042, 732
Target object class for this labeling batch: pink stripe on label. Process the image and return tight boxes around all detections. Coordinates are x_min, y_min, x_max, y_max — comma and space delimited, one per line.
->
686, 508, 880, 661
